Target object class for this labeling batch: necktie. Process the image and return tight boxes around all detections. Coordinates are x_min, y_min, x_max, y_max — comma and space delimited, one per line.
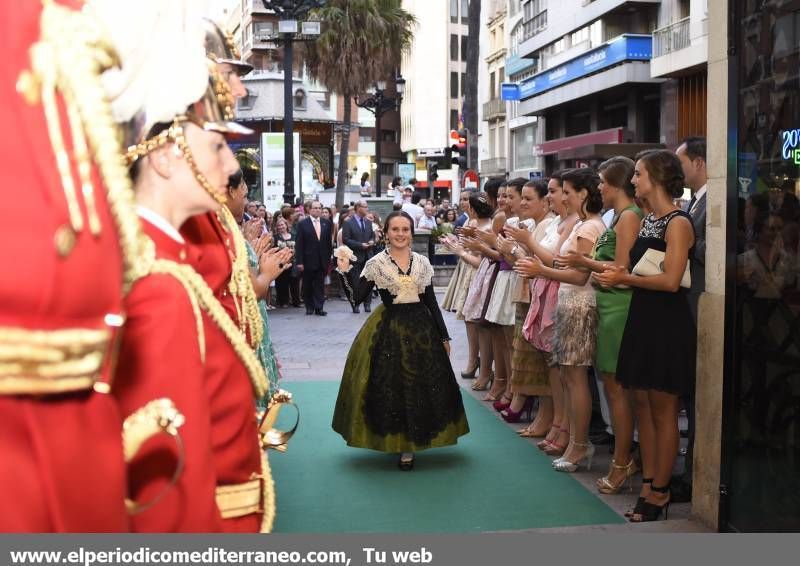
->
687, 194, 697, 215
313, 218, 321, 239
359, 217, 365, 232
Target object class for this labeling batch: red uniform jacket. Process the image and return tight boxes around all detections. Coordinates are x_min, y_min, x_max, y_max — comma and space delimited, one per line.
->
181, 212, 264, 533
0, 0, 128, 532
113, 219, 225, 532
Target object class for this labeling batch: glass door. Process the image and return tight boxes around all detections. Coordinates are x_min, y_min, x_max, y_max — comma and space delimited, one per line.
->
723, 0, 800, 532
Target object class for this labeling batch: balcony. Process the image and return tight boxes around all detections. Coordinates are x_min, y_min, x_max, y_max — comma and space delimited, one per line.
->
481, 157, 507, 174
522, 10, 547, 41
482, 98, 506, 121
653, 17, 690, 57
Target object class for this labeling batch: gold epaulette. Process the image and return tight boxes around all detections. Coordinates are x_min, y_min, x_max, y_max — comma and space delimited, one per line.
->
0, 325, 116, 395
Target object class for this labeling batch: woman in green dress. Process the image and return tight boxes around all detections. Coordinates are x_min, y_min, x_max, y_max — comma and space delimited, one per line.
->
557, 156, 642, 493
226, 171, 292, 402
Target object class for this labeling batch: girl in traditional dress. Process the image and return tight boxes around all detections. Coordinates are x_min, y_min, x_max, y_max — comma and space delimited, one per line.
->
333, 211, 469, 470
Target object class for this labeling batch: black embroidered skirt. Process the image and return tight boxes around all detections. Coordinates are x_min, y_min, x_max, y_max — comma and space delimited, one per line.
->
332, 302, 469, 452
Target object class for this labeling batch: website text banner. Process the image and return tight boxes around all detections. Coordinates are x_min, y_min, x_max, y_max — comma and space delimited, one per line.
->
1, 534, 796, 566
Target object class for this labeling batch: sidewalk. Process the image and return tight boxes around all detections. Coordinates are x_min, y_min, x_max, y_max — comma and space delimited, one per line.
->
267, 291, 712, 533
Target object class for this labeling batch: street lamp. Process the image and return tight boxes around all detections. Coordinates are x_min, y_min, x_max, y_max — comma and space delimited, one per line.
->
262, 0, 325, 206
355, 73, 405, 198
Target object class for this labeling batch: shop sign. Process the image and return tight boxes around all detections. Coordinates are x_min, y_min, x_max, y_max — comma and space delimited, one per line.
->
781, 128, 800, 164
518, 34, 652, 100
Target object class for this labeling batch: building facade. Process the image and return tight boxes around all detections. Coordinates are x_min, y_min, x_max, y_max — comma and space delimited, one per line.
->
480, 1, 509, 179
401, 0, 472, 194
516, 0, 665, 173
217, 0, 403, 198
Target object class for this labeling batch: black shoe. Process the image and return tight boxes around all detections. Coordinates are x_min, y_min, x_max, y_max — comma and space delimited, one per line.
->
398, 453, 414, 471
589, 430, 613, 445
306, 309, 314, 315
364, 304, 371, 312
315, 310, 327, 316
352, 306, 360, 314
669, 476, 692, 503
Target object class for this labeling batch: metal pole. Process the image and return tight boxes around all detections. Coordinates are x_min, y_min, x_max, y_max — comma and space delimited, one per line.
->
283, 35, 294, 206
374, 107, 382, 198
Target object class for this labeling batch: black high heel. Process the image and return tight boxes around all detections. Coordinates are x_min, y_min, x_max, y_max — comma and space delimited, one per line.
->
629, 484, 670, 523
460, 358, 480, 379
624, 477, 653, 518
398, 452, 415, 471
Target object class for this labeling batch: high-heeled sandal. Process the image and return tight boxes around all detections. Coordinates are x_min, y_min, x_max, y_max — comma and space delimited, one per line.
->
519, 424, 549, 437
460, 358, 480, 379
624, 477, 653, 518
470, 374, 493, 391
553, 441, 595, 473
596, 459, 635, 494
501, 397, 534, 423
482, 378, 507, 402
629, 484, 670, 522
537, 424, 565, 451
492, 394, 513, 412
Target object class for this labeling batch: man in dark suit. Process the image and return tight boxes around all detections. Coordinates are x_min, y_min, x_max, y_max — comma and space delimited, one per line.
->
294, 200, 333, 316
673, 135, 707, 502
342, 200, 376, 313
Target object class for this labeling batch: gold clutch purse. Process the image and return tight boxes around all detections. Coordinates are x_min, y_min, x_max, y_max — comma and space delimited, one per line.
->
631, 248, 691, 289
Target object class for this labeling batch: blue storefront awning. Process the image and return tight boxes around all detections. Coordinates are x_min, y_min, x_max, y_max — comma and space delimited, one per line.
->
519, 34, 652, 100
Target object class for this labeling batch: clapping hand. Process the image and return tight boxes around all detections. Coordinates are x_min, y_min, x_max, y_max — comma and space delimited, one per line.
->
243, 218, 264, 246
475, 229, 495, 246
505, 224, 529, 243
459, 225, 477, 238
461, 236, 483, 253
496, 235, 514, 255
513, 256, 544, 278
253, 234, 272, 258
259, 247, 293, 282
592, 265, 627, 288
556, 250, 586, 269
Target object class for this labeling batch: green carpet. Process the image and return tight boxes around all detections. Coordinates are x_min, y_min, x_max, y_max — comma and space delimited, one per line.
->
268, 381, 624, 533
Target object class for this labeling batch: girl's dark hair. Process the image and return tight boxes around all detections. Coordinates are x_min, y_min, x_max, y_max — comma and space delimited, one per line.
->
523, 179, 549, 200
360, 172, 369, 185
469, 193, 494, 219
635, 149, 686, 198
597, 156, 635, 198
483, 177, 504, 201
561, 167, 603, 215
228, 169, 244, 191
506, 177, 528, 195
550, 169, 570, 187
392, 176, 402, 187
383, 210, 415, 235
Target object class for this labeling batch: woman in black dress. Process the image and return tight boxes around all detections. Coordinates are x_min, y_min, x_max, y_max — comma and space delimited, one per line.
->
594, 150, 696, 522
333, 211, 469, 470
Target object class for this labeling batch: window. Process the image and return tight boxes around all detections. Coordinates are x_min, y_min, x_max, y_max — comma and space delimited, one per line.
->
523, 0, 547, 40
461, 35, 468, 62
238, 89, 257, 110
489, 71, 495, 99
461, 0, 469, 24
450, 0, 458, 23
293, 89, 306, 110
450, 109, 459, 131
450, 34, 459, 61
450, 72, 459, 99
461, 72, 466, 96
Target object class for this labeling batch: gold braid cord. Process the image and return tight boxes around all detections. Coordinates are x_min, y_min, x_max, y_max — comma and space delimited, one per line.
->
138, 238, 269, 400
258, 443, 276, 533
18, 0, 145, 289
218, 206, 264, 348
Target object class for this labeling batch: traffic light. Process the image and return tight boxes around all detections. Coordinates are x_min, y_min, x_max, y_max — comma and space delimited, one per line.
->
427, 160, 439, 185
450, 128, 469, 169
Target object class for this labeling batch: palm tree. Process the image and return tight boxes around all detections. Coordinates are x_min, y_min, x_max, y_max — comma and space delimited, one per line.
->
302, 0, 416, 207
